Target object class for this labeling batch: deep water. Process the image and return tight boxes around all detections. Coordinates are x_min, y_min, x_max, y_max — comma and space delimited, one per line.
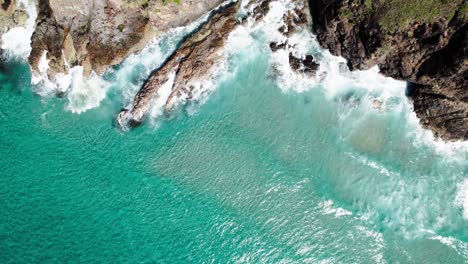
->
1, 0, 468, 262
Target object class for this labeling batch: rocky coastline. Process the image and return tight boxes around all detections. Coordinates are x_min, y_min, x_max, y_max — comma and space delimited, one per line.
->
117, 0, 316, 128
0, 0, 466, 140
309, 0, 467, 140
117, 1, 240, 128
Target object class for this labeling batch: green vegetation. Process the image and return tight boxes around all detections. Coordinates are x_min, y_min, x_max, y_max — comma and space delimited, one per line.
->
117, 24, 125, 32
379, 0, 464, 32
162, 0, 180, 4
341, 0, 465, 33
461, 2, 468, 20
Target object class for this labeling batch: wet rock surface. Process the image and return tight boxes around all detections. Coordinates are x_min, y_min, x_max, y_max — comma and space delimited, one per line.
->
117, 1, 240, 128
22, 0, 225, 82
0, 0, 25, 45
310, 0, 468, 140
29, 0, 150, 79
117, 0, 317, 129
288, 54, 319, 74
268, 1, 319, 76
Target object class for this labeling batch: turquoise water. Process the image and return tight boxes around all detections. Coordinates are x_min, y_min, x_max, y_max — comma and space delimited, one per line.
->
1, 10, 468, 262
1, 49, 467, 263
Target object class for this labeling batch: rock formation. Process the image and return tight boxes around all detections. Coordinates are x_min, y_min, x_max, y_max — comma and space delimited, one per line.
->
2, 0, 465, 140
0, 0, 30, 49
267, 2, 319, 75
26, 0, 224, 83
117, 0, 317, 128
309, 0, 467, 140
117, 1, 240, 128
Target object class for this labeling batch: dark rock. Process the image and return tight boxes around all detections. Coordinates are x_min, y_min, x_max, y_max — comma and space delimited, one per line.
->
1, 0, 11, 11
29, 0, 66, 75
252, 0, 270, 22
302, 55, 319, 74
269, 42, 287, 52
289, 53, 319, 74
407, 82, 468, 140
310, 0, 468, 141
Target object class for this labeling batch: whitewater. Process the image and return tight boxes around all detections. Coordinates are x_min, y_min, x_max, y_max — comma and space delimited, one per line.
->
1, 0, 467, 263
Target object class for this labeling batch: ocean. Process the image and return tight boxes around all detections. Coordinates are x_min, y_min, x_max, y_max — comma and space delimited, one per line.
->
0, 0, 467, 263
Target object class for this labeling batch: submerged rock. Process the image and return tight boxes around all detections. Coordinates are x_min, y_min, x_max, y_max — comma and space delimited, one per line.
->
310, 0, 468, 140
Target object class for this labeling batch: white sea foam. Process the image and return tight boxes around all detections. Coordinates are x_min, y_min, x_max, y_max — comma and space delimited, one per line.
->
65, 67, 110, 114
30, 51, 110, 113
347, 152, 395, 177
319, 200, 352, 218
31, 51, 72, 96
424, 229, 468, 259
31, 51, 53, 95
112, 26, 192, 105
455, 179, 468, 220
235, 0, 319, 92
148, 70, 176, 126
3, 0, 226, 117
255, 0, 468, 159
114, 3, 234, 114
1, 0, 37, 59
355, 225, 385, 264
405, 111, 468, 157
185, 62, 232, 116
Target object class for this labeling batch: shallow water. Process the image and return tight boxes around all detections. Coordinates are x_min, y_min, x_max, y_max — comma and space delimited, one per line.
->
1, 0, 467, 263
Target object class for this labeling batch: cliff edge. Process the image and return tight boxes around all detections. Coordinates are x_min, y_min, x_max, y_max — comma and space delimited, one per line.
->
310, 0, 467, 140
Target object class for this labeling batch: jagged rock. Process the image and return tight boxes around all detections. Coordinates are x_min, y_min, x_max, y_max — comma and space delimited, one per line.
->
268, 1, 318, 76
117, 1, 240, 128
0, 0, 25, 42
310, 0, 468, 141
240, 0, 271, 23
252, 0, 270, 22
26, 0, 224, 83
288, 53, 319, 74
147, 0, 224, 31
28, 0, 149, 79
269, 41, 287, 52
29, 0, 66, 76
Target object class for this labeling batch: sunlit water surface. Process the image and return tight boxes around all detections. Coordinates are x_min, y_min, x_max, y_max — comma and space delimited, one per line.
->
0, 1, 467, 262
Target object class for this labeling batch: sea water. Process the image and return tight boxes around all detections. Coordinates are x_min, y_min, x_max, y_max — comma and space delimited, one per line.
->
1, 0, 467, 263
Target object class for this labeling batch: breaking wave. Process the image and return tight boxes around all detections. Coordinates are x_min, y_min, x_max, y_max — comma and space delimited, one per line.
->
1, 0, 37, 59
0, 0, 467, 252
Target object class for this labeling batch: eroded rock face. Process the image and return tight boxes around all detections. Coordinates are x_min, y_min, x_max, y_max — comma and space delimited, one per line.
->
0, 0, 26, 40
310, 0, 468, 140
29, 0, 149, 79
26, 0, 225, 85
117, 1, 240, 128
117, 0, 318, 129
